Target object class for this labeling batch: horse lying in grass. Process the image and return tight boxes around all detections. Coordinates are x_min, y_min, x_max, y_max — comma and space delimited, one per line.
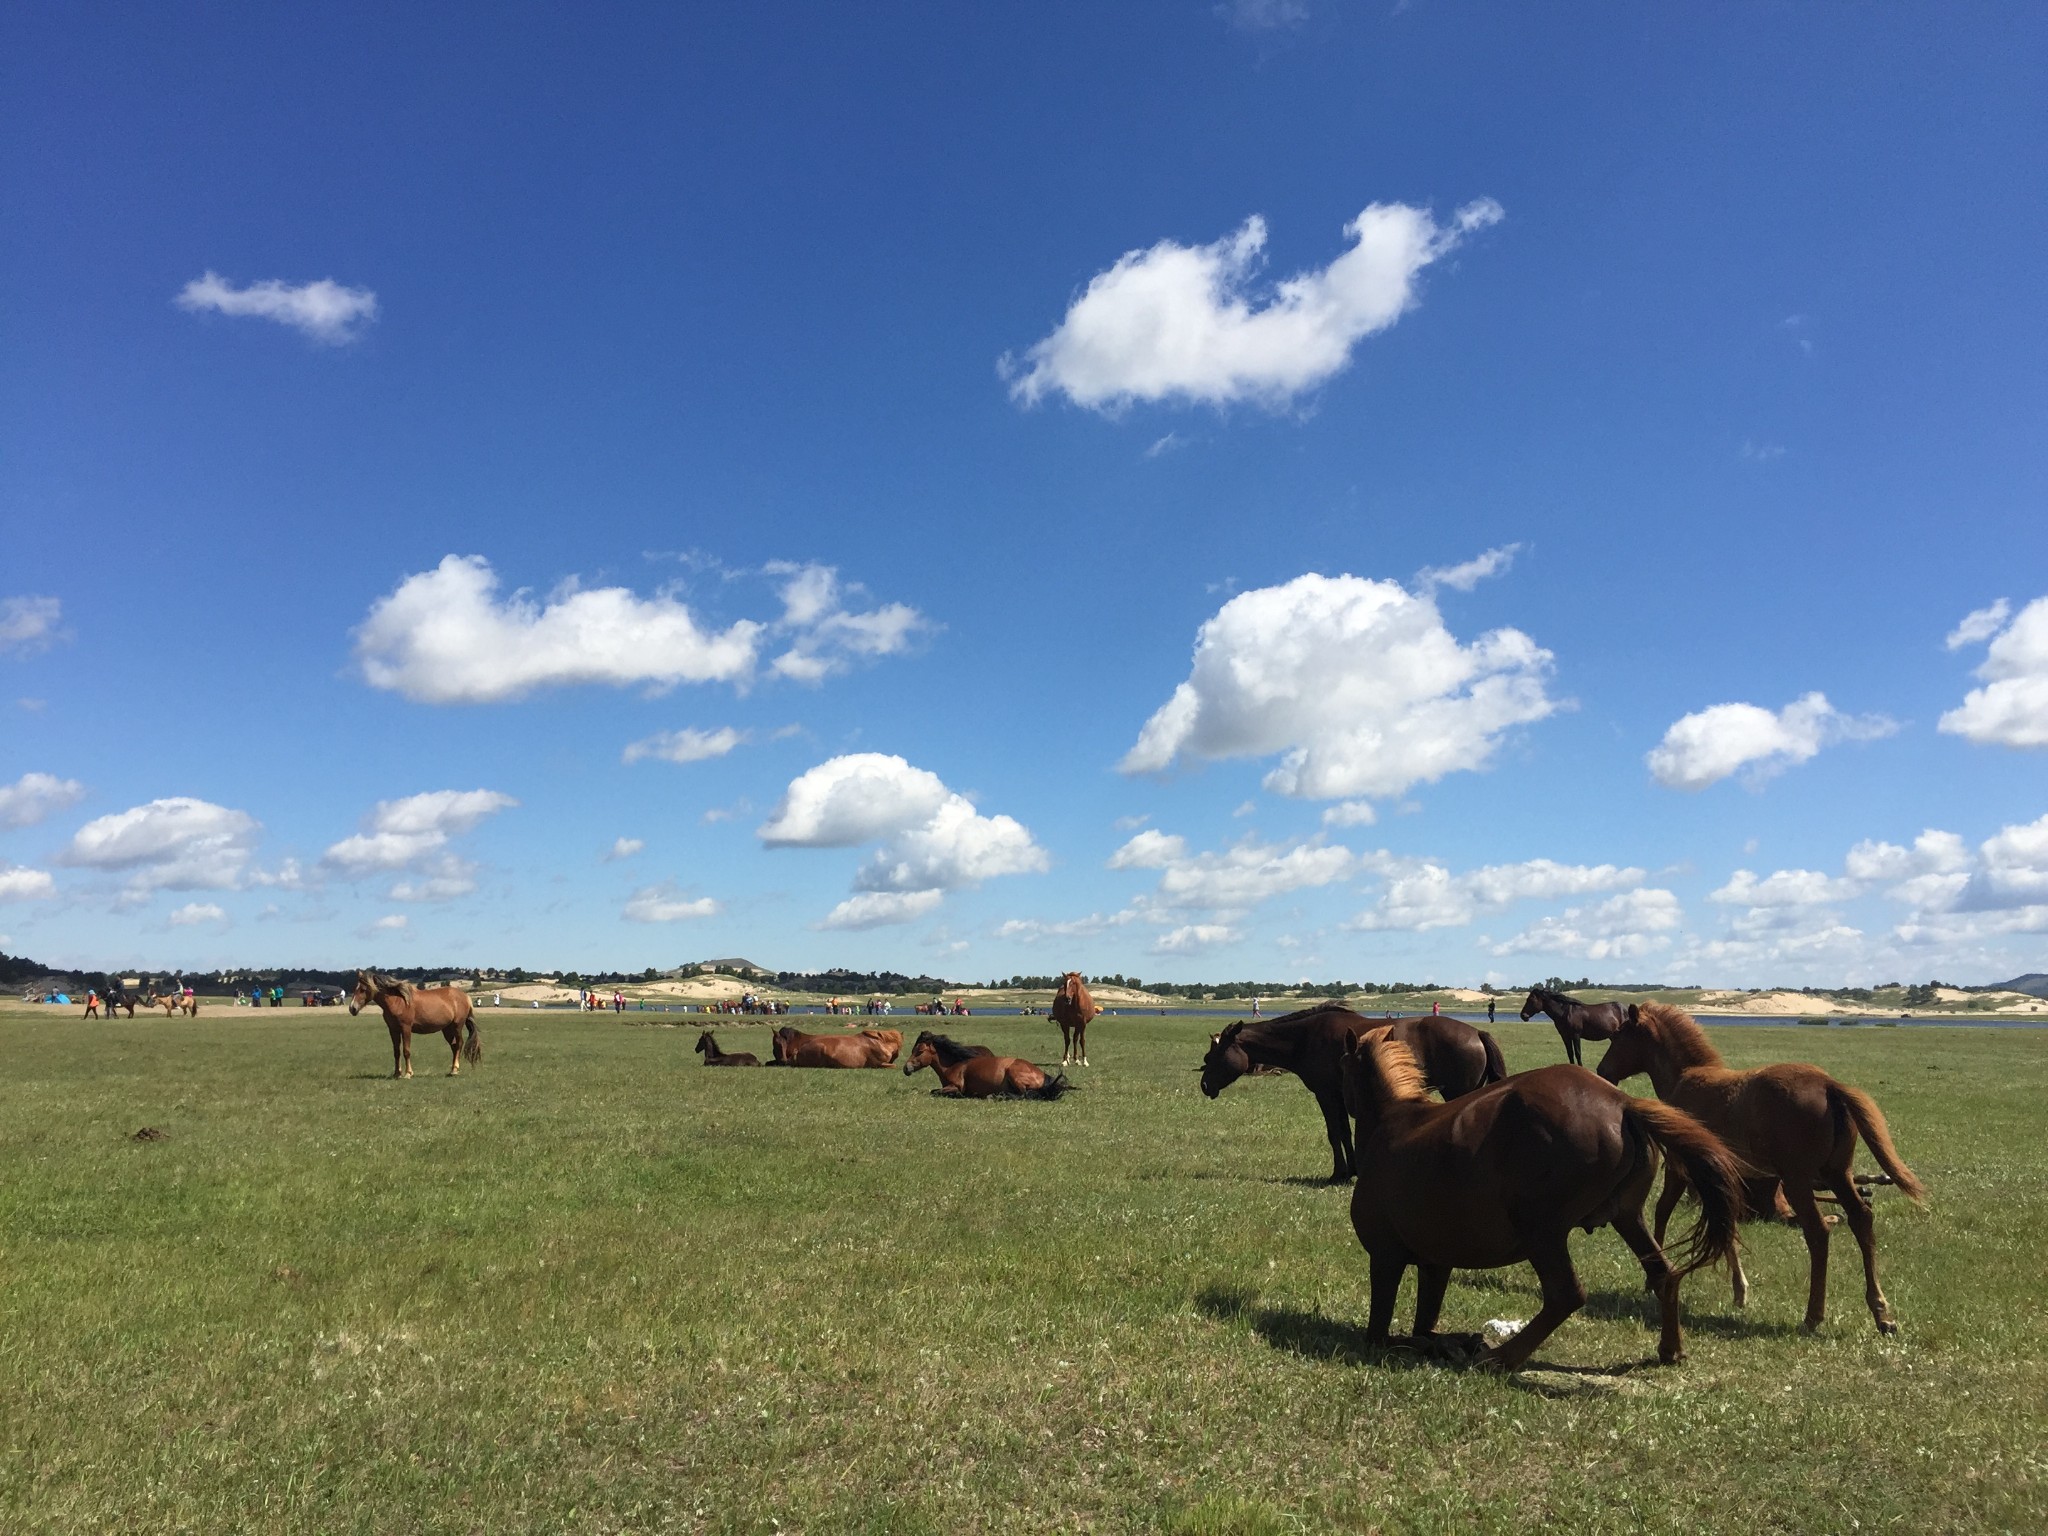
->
348, 970, 481, 1078
769, 1026, 901, 1068
694, 1029, 759, 1066
1597, 1001, 1924, 1334
902, 1031, 1069, 1099
1200, 1003, 1508, 1181
1520, 984, 1628, 1067
1341, 1028, 1745, 1371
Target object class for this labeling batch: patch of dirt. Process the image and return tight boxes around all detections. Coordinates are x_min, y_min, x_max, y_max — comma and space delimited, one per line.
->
130, 1126, 169, 1141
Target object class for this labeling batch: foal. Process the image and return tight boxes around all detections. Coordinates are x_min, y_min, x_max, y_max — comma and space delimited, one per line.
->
694, 1030, 759, 1066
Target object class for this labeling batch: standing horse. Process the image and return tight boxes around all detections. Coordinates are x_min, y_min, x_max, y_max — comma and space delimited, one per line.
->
1596, 1001, 1924, 1334
1520, 985, 1628, 1066
146, 992, 181, 1018
348, 970, 482, 1078
1050, 972, 1098, 1066
902, 1032, 1069, 1099
1341, 1030, 1744, 1370
1200, 1003, 1509, 1182
694, 1029, 759, 1066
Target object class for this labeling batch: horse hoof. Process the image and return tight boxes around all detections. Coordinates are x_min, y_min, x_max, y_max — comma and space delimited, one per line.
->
1800, 1319, 1823, 1335
1658, 1346, 1685, 1367
1877, 1318, 1899, 1336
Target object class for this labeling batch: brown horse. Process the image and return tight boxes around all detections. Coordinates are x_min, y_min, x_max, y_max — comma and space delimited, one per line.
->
694, 1029, 759, 1066
146, 992, 184, 1018
902, 1031, 1069, 1099
1520, 985, 1627, 1067
1200, 1003, 1509, 1181
347, 970, 481, 1078
1050, 972, 1098, 1066
769, 1026, 901, 1068
106, 989, 136, 1019
1341, 1029, 1745, 1370
1596, 1001, 1924, 1334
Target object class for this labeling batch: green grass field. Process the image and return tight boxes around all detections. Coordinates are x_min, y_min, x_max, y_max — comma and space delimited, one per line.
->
1, 1006, 2042, 1534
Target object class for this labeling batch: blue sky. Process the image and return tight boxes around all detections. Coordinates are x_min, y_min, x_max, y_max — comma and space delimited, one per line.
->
4, 3, 2045, 986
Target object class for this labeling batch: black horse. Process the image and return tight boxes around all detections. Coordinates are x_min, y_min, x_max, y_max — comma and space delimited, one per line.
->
1199, 1003, 1508, 1181
694, 1029, 760, 1067
1519, 985, 1628, 1067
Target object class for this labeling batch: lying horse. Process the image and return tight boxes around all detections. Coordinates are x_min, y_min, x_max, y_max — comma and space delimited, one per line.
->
1200, 1003, 1508, 1181
770, 1026, 900, 1068
348, 970, 481, 1078
1520, 985, 1627, 1067
1050, 972, 1099, 1066
1597, 1001, 1924, 1334
694, 1029, 759, 1067
1342, 1029, 1744, 1370
903, 1031, 1069, 1099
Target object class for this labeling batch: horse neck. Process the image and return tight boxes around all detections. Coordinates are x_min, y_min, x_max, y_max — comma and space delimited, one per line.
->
1233, 1021, 1300, 1070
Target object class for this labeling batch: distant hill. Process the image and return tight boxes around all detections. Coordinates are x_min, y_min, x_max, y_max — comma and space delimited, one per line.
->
1991, 973, 2048, 998
673, 957, 773, 978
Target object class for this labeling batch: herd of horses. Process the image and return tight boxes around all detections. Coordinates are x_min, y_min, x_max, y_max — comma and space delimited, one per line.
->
345, 966, 1924, 1369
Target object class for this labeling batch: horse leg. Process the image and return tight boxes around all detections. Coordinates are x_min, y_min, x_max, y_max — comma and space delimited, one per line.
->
1827, 1167, 1896, 1335
1782, 1181, 1832, 1332
1059, 1022, 1071, 1066
446, 1025, 461, 1075
1610, 1207, 1685, 1363
1484, 1236, 1585, 1372
401, 1026, 415, 1079
1565, 1028, 1581, 1067
1317, 1091, 1353, 1182
387, 1020, 403, 1078
1365, 1252, 1407, 1346
1078, 1018, 1088, 1067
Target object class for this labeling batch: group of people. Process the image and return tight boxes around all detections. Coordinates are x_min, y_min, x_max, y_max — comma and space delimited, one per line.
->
235, 986, 287, 1008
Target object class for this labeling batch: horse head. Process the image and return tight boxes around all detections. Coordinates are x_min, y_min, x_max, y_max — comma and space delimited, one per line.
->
903, 1035, 939, 1077
694, 1030, 713, 1056
1199, 1021, 1249, 1099
347, 970, 375, 1016
1593, 1004, 1648, 1084
1518, 986, 1545, 1021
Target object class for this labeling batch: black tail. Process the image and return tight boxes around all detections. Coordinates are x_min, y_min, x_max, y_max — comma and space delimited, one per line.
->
1477, 1029, 1508, 1083
1022, 1071, 1074, 1101
462, 1014, 482, 1066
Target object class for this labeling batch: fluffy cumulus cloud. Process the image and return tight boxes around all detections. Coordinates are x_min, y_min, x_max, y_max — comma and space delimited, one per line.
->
1122, 833, 1357, 913
1005, 198, 1502, 412
323, 788, 516, 902
1709, 868, 1855, 907
176, 272, 378, 343
1490, 888, 1683, 961
760, 754, 1046, 927
62, 798, 261, 892
169, 901, 228, 926
1940, 595, 2048, 748
0, 864, 55, 902
1151, 923, 1241, 955
764, 563, 927, 683
1350, 855, 1644, 932
1829, 815, 2048, 951
0, 596, 63, 656
1646, 692, 1896, 791
1122, 572, 1556, 801
623, 726, 747, 765
0, 772, 85, 829
622, 883, 720, 923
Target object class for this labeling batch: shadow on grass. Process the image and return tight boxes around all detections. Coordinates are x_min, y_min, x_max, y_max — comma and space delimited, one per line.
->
1581, 1287, 1810, 1341
1195, 1283, 1439, 1370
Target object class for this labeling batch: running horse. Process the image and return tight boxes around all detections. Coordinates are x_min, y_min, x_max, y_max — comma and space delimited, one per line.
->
902, 1031, 1069, 1099
1050, 972, 1098, 1066
1597, 1001, 1924, 1334
1341, 1028, 1745, 1370
348, 970, 482, 1078
1520, 985, 1627, 1067
769, 1026, 901, 1067
1200, 1003, 1509, 1182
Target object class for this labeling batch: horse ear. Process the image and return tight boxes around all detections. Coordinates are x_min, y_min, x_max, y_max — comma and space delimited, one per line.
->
1625, 1003, 1639, 1025
1344, 1028, 1358, 1053
1209, 1032, 1220, 1045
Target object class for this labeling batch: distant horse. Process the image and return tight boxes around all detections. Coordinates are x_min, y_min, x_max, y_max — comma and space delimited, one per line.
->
694, 1029, 759, 1067
1200, 1003, 1509, 1182
105, 989, 136, 1018
348, 970, 481, 1078
1050, 972, 1099, 1066
1597, 1002, 1924, 1334
769, 1026, 900, 1068
903, 1031, 1069, 1099
1520, 985, 1627, 1067
146, 993, 183, 1018
1342, 1029, 1744, 1370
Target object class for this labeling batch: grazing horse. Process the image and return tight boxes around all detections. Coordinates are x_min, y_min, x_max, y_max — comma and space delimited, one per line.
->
769, 1026, 900, 1067
1341, 1029, 1744, 1370
1050, 972, 1098, 1066
1597, 1002, 1924, 1334
1520, 985, 1627, 1067
903, 1031, 1069, 1099
348, 970, 482, 1079
1200, 1003, 1509, 1182
694, 1029, 759, 1066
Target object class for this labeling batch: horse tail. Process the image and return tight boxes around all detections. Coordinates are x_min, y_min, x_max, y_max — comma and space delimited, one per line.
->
1477, 1028, 1507, 1084
1831, 1082, 1924, 1203
1624, 1097, 1745, 1277
1026, 1071, 1073, 1101
462, 1002, 483, 1066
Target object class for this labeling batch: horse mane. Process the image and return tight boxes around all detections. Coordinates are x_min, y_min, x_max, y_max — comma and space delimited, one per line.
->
920, 1032, 981, 1066
363, 970, 413, 998
1632, 1001, 1723, 1068
1365, 1034, 1431, 1107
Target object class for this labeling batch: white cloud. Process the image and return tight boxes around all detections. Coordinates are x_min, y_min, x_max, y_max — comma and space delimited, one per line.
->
1490, 888, 1683, 961
1122, 572, 1556, 801
764, 562, 927, 683
176, 271, 378, 344
994, 911, 1134, 943
169, 902, 228, 926
1971, 813, 2048, 908
1939, 595, 2048, 748
1107, 830, 1189, 870
1845, 829, 1970, 884
603, 837, 645, 862
1416, 543, 1520, 594
1946, 599, 2011, 650
1004, 198, 1502, 412
818, 889, 946, 930
1152, 923, 1242, 955
1646, 692, 1897, 791
1709, 868, 1854, 907
0, 772, 85, 829
1, 597, 63, 656
623, 726, 747, 765
623, 883, 721, 923
368, 914, 409, 934
323, 789, 514, 901
62, 798, 260, 891
1351, 855, 1643, 932
0, 865, 55, 902
1321, 800, 1377, 828
761, 755, 953, 848
1150, 837, 1356, 912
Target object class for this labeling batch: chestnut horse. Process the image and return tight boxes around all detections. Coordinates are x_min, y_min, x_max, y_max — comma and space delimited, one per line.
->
347, 970, 481, 1078
694, 1029, 759, 1066
1520, 985, 1627, 1067
902, 1031, 1069, 1099
1597, 1001, 1924, 1334
1341, 1030, 1744, 1370
769, 1026, 901, 1067
1050, 972, 1098, 1066
147, 992, 196, 1018
1200, 1003, 1508, 1181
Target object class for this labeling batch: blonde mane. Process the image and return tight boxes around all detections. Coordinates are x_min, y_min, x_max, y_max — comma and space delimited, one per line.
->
1365, 1033, 1431, 1108
1632, 1000, 1722, 1069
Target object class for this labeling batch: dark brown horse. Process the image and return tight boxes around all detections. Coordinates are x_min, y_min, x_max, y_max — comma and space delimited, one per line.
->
903, 1031, 1069, 1099
769, 1026, 901, 1068
1597, 1001, 1924, 1334
1200, 1003, 1508, 1181
1520, 985, 1627, 1067
1050, 972, 1098, 1066
694, 1029, 759, 1066
1341, 1030, 1745, 1370
347, 970, 481, 1078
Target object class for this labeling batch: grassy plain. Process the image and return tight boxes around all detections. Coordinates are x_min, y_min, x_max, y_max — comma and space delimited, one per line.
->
0, 1004, 2042, 1534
